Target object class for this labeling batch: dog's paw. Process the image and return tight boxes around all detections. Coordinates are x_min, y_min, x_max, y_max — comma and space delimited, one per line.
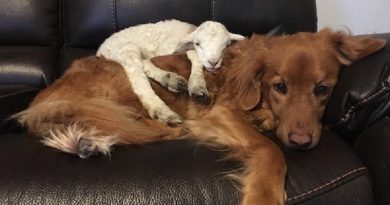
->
260, 117, 277, 131
163, 72, 188, 93
257, 108, 278, 131
78, 138, 99, 159
150, 108, 183, 125
188, 77, 210, 105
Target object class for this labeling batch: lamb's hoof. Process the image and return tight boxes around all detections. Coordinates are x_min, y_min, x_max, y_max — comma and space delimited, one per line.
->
165, 73, 188, 93
151, 109, 183, 125
78, 138, 99, 159
191, 92, 210, 105
190, 86, 210, 105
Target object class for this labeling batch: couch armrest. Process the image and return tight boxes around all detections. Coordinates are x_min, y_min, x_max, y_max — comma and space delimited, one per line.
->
324, 33, 390, 141
355, 116, 390, 205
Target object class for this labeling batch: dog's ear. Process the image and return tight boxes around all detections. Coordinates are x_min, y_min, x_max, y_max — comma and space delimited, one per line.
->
323, 29, 386, 65
226, 56, 264, 111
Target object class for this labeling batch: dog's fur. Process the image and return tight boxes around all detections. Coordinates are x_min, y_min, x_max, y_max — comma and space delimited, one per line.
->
15, 29, 385, 205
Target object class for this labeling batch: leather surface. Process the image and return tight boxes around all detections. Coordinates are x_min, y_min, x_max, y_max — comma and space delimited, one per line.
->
0, 130, 372, 205
213, 0, 317, 35
0, 85, 38, 134
324, 33, 390, 141
63, 0, 117, 49
0, 0, 59, 46
275, 129, 372, 204
60, 48, 96, 75
355, 116, 390, 205
64, 0, 317, 49
0, 0, 386, 204
0, 46, 59, 88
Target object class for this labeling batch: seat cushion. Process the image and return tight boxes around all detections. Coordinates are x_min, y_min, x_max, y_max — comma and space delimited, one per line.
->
0, 85, 39, 134
0, 46, 59, 88
355, 117, 390, 205
0, 130, 372, 205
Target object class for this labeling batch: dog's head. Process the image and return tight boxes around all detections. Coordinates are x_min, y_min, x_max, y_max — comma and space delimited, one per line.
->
226, 29, 386, 150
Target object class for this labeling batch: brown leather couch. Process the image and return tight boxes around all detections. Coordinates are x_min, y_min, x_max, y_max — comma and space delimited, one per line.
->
0, 0, 389, 204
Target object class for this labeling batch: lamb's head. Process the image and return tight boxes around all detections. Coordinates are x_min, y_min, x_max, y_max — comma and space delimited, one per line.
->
175, 21, 245, 71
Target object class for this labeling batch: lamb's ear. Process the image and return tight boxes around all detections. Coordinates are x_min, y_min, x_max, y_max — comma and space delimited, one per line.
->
229, 32, 245, 42
327, 30, 387, 65
174, 33, 195, 54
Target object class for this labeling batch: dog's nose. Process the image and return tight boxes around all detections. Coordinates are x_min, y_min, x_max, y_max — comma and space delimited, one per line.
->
288, 132, 312, 150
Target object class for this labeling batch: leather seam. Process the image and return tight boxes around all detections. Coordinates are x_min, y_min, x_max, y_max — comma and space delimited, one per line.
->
338, 84, 390, 125
61, 0, 67, 47
110, 0, 118, 32
287, 167, 367, 202
0, 89, 38, 98
210, 0, 215, 20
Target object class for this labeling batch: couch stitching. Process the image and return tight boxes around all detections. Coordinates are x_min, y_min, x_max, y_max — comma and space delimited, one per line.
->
287, 167, 367, 201
61, 0, 67, 47
338, 85, 390, 125
110, 0, 118, 32
210, 0, 215, 20
0, 89, 38, 98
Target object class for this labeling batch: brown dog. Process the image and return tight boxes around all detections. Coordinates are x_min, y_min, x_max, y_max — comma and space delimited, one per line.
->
225, 29, 386, 150
15, 29, 385, 205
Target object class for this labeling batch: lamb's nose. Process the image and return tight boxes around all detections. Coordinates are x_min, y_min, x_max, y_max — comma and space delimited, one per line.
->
208, 60, 218, 67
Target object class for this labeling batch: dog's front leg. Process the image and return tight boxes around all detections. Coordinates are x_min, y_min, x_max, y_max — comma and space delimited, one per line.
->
239, 140, 286, 205
185, 105, 286, 204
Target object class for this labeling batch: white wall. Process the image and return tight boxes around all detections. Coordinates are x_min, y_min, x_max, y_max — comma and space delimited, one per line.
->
316, 0, 390, 35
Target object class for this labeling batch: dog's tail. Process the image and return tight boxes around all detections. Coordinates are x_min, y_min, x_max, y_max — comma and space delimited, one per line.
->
14, 98, 176, 158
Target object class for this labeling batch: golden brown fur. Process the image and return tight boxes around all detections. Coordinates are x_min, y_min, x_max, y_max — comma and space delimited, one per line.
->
223, 29, 386, 150
16, 29, 385, 205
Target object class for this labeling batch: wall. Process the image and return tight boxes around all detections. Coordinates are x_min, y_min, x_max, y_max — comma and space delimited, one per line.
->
316, 0, 390, 34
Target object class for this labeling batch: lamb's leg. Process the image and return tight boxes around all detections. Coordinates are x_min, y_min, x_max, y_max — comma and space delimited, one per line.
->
186, 50, 210, 105
99, 46, 182, 124
143, 59, 188, 93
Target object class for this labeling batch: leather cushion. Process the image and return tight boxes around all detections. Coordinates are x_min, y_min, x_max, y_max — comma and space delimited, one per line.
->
355, 116, 390, 205
324, 33, 390, 140
0, 46, 59, 88
0, 0, 58, 46
0, 130, 372, 204
0, 85, 38, 134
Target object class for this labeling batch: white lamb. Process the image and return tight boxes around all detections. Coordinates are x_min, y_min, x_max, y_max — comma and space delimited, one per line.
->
97, 19, 245, 124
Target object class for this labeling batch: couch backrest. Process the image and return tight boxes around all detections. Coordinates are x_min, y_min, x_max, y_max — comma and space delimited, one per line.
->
0, 0, 317, 88
63, 0, 317, 49
0, 0, 59, 46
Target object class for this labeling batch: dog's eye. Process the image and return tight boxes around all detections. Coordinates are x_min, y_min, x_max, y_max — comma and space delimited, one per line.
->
194, 42, 201, 47
273, 82, 287, 94
314, 85, 329, 96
